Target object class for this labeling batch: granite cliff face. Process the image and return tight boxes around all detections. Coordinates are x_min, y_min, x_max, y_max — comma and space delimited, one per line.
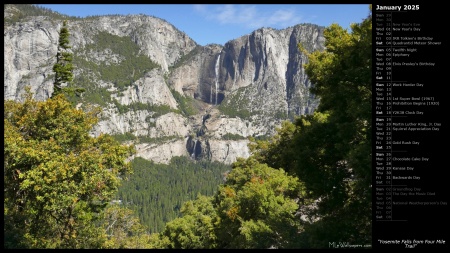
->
4, 6, 196, 101
4, 4, 325, 164
170, 25, 324, 115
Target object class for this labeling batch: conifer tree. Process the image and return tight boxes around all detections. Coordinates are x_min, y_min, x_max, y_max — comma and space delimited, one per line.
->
52, 20, 73, 97
52, 20, 84, 98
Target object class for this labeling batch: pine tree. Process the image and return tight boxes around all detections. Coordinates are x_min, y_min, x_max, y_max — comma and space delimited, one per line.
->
52, 20, 73, 97
52, 20, 84, 98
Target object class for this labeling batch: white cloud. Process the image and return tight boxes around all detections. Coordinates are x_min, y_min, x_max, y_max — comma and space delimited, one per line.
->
216, 5, 237, 24
193, 4, 303, 29
193, 4, 207, 14
267, 10, 302, 26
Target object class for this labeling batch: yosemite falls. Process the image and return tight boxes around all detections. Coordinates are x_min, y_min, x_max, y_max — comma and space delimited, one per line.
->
4, 6, 325, 164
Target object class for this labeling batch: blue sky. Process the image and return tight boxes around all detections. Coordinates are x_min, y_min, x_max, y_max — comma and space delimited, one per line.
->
38, 4, 370, 46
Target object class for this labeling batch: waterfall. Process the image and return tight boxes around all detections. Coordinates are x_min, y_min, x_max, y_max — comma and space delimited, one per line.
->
214, 55, 220, 105
210, 83, 213, 105
191, 140, 197, 158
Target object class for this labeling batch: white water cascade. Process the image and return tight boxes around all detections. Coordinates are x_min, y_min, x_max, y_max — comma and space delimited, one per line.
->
210, 80, 213, 105
214, 54, 220, 105
191, 140, 197, 158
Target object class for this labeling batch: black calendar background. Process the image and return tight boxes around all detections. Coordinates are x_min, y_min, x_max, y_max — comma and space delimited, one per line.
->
372, 2, 448, 249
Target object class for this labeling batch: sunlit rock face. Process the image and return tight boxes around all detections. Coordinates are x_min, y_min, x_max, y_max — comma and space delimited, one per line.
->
5, 5, 324, 164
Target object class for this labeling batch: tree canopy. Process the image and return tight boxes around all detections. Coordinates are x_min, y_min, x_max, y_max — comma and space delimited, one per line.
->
156, 158, 309, 249
250, 8, 372, 247
4, 90, 135, 248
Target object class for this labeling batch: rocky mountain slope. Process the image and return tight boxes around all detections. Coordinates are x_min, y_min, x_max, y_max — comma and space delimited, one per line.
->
4, 4, 325, 164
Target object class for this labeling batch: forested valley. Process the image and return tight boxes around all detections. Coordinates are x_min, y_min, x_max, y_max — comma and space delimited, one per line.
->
4, 4, 372, 249
117, 156, 230, 234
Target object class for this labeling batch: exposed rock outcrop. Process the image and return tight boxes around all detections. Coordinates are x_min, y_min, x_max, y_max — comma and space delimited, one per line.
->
4, 5, 325, 165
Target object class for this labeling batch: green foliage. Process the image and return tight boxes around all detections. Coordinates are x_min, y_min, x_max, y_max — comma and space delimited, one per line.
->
73, 31, 159, 92
248, 120, 298, 172
4, 88, 135, 248
44, 73, 55, 83
157, 158, 309, 249
213, 158, 308, 249
112, 99, 178, 116
218, 86, 287, 120
83, 87, 112, 107
251, 134, 271, 142
170, 89, 198, 116
66, 74, 111, 107
249, 8, 373, 247
160, 195, 218, 249
4, 4, 77, 24
108, 133, 183, 146
52, 20, 85, 100
101, 205, 155, 249
69, 31, 160, 107
217, 87, 254, 119
298, 14, 372, 246
52, 20, 73, 97
116, 156, 231, 234
222, 133, 246, 141
274, 110, 288, 120
110, 132, 137, 143
137, 135, 181, 144
169, 46, 201, 71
